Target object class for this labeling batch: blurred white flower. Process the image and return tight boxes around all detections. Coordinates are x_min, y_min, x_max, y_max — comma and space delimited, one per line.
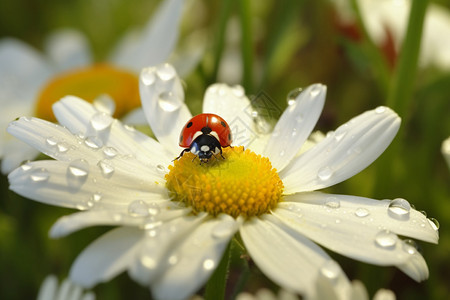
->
8, 64, 438, 300
37, 275, 95, 300
0, 0, 187, 174
442, 136, 450, 170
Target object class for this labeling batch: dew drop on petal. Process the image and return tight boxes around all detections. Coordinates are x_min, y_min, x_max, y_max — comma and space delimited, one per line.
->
286, 87, 303, 106
141, 68, 156, 85
46, 136, 58, 147
158, 91, 182, 112
30, 168, 49, 182
148, 203, 160, 216
320, 260, 341, 282
68, 159, 89, 178
317, 166, 333, 181
91, 192, 102, 203
374, 230, 398, 250
325, 197, 340, 209
90, 112, 113, 131
84, 136, 103, 149
354, 208, 370, 217
309, 85, 322, 97
231, 85, 245, 97
57, 142, 69, 153
334, 126, 347, 142
140, 255, 157, 270
388, 198, 411, 220
402, 239, 419, 254
20, 161, 32, 171
156, 164, 167, 174
156, 63, 176, 81
420, 210, 427, 217
375, 106, 386, 114
128, 200, 149, 217
103, 147, 118, 158
97, 159, 115, 178
427, 218, 440, 230
203, 259, 215, 271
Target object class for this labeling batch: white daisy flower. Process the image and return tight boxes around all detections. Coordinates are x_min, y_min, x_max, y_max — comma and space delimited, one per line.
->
332, 0, 450, 69
0, 0, 185, 174
37, 275, 95, 300
8, 64, 438, 300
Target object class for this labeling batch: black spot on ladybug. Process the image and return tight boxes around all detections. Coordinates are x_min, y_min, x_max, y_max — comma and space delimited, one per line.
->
187, 121, 193, 128
201, 126, 212, 134
220, 121, 226, 128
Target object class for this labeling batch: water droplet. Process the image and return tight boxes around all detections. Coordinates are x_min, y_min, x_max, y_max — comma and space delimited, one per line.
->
91, 192, 102, 202
334, 126, 347, 142
46, 136, 57, 146
20, 161, 32, 171
128, 200, 149, 217
374, 230, 398, 250
148, 203, 160, 216
388, 198, 411, 220
231, 85, 245, 97
279, 150, 285, 157
84, 136, 103, 149
156, 164, 167, 174
156, 63, 176, 81
320, 260, 341, 281
67, 159, 89, 187
140, 255, 157, 269
317, 166, 333, 181
286, 87, 303, 106
103, 147, 118, 158
30, 168, 49, 182
375, 106, 386, 114
427, 218, 439, 230
251, 110, 258, 118
168, 255, 178, 265
310, 85, 322, 97
355, 208, 370, 217
419, 210, 427, 217
97, 160, 114, 178
158, 91, 182, 112
90, 112, 113, 131
141, 68, 156, 85
325, 197, 340, 209
291, 128, 297, 136
203, 259, 215, 271
402, 239, 418, 254
57, 142, 69, 153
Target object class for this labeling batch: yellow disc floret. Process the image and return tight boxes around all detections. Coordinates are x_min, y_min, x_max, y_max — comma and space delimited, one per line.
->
165, 146, 284, 218
36, 63, 140, 121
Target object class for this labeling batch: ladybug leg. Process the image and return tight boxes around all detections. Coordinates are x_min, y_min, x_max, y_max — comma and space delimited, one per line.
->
173, 148, 190, 161
219, 147, 225, 159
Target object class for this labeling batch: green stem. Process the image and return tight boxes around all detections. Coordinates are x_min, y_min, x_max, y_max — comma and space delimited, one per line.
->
204, 243, 231, 300
238, 0, 254, 93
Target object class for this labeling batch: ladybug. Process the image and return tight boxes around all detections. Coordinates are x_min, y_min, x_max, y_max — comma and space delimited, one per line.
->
176, 113, 232, 162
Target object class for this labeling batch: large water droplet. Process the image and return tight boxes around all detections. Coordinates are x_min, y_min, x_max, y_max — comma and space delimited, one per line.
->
158, 91, 182, 112
30, 168, 50, 182
317, 166, 333, 181
46, 136, 57, 147
325, 197, 340, 209
156, 63, 176, 81
90, 112, 113, 131
128, 200, 149, 217
320, 260, 341, 282
427, 218, 439, 230
141, 68, 156, 85
84, 136, 103, 149
67, 159, 89, 187
354, 208, 370, 217
310, 85, 322, 97
203, 259, 215, 271
388, 198, 411, 220
374, 230, 398, 250
287, 87, 303, 106
97, 159, 115, 178
103, 147, 118, 159
20, 161, 32, 171
57, 142, 69, 153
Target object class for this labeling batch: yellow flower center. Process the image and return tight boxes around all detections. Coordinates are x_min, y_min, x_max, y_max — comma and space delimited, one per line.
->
36, 64, 140, 121
165, 146, 284, 218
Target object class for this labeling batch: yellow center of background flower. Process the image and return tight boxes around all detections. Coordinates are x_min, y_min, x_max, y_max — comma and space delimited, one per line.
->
36, 64, 140, 121
165, 146, 284, 218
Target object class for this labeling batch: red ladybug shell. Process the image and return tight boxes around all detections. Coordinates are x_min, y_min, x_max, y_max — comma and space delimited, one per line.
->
179, 113, 232, 148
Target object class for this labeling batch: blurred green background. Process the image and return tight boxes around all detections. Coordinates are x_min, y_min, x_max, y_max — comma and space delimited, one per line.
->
1, 0, 449, 299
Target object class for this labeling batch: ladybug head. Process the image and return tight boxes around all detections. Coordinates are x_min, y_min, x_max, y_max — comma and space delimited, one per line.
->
190, 134, 222, 162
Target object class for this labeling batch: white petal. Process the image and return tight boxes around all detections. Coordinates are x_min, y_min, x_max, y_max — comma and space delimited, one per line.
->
151, 214, 238, 300
1, 139, 39, 174
8, 159, 166, 210
37, 275, 58, 300
109, 0, 183, 72
397, 242, 429, 282
373, 288, 396, 300
281, 107, 400, 193
273, 192, 435, 280
139, 64, 191, 155
240, 215, 347, 298
50, 204, 189, 238
53, 96, 173, 162
44, 28, 92, 71
203, 84, 260, 149
263, 84, 326, 171
70, 227, 143, 288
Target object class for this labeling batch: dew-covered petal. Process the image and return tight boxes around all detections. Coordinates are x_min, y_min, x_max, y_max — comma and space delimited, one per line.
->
151, 214, 239, 300
70, 227, 144, 288
139, 64, 191, 155
203, 84, 261, 149
281, 107, 400, 194
53, 96, 173, 163
240, 215, 347, 298
274, 192, 436, 281
263, 84, 326, 171
8, 159, 167, 211
44, 28, 92, 72
50, 204, 189, 238
109, 0, 183, 72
